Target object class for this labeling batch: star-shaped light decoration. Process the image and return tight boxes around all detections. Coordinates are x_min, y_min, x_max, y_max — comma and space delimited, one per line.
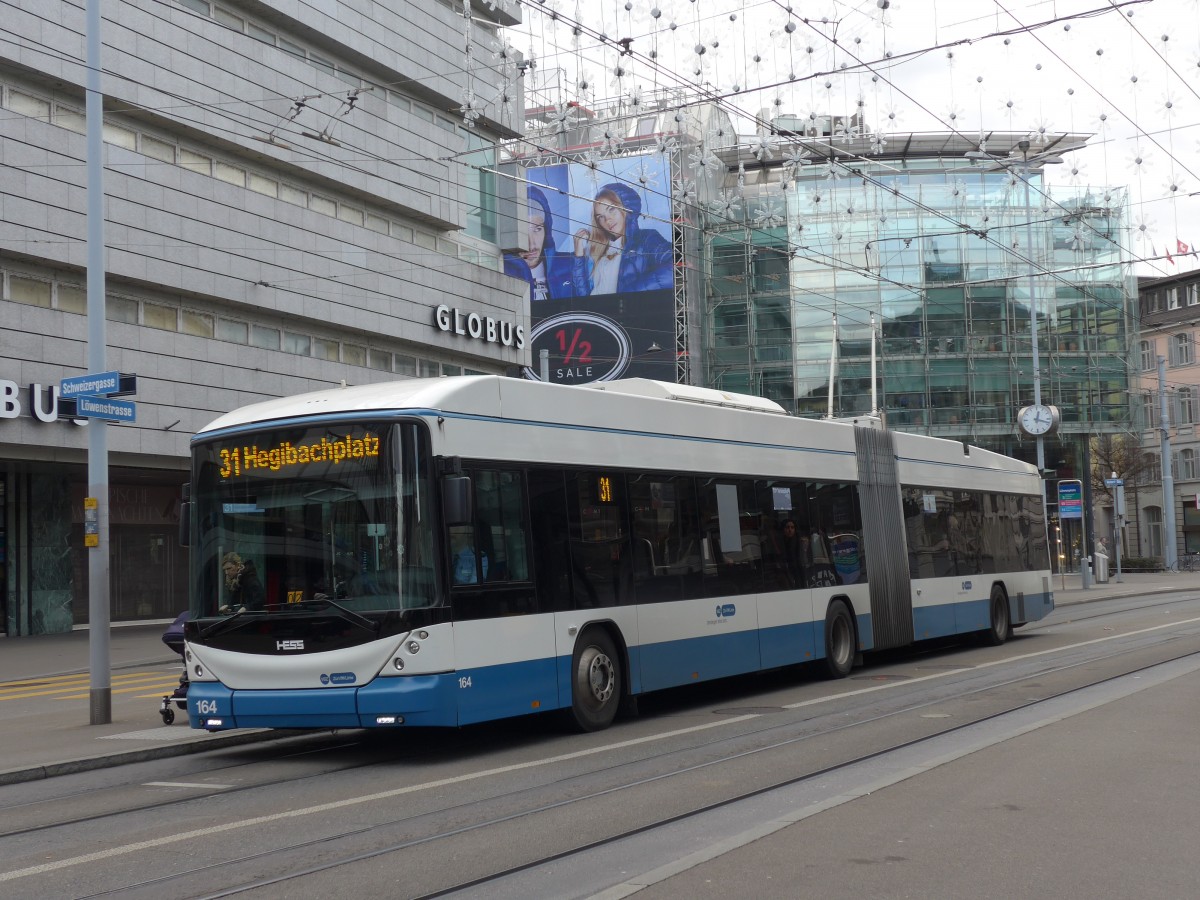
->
548, 101, 577, 136
599, 126, 624, 157
750, 131, 779, 162
782, 148, 809, 179
577, 149, 604, 189
490, 37, 519, 78
634, 158, 661, 194
1128, 148, 1152, 174
1029, 118, 1052, 146
457, 87, 481, 127
869, 130, 888, 154
1133, 215, 1156, 245
709, 189, 743, 220
753, 199, 786, 229
654, 133, 678, 155
1162, 172, 1186, 198
672, 177, 698, 212
688, 144, 725, 181
1066, 160, 1088, 186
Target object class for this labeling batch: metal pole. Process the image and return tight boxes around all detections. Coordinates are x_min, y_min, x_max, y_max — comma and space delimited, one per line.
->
826, 313, 838, 418
1159, 355, 1177, 570
1019, 144, 1045, 475
86, 0, 111, 724
539, 348, 549, 382
869, 313, 878, 416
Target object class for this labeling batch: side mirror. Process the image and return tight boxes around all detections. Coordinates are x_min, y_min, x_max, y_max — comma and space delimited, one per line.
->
442, 475, 473, 526
178, 501, 191, 547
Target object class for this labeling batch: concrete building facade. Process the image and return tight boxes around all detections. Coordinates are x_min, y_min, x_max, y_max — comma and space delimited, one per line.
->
0, 0, 528, 633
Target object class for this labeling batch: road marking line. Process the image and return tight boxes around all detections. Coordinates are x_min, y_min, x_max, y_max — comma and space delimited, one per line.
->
143, 782, 232, 789
5, 613, 1199, 884
0, 713, 757, 883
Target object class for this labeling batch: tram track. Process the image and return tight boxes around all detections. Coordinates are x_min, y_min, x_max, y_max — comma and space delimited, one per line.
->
48, 627, 1200, 900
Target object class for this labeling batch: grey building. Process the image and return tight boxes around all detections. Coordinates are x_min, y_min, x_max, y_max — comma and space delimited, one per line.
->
0, 0, 528, 634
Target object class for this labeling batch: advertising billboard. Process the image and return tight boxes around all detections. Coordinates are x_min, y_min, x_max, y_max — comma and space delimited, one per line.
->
505, 154, 676, 384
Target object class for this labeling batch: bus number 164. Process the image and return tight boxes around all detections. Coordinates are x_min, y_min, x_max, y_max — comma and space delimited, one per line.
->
458, 676, 472, 689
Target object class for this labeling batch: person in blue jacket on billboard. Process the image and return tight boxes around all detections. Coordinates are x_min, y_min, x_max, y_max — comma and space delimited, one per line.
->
503, 185, 578, 301
572, 182, 673, 295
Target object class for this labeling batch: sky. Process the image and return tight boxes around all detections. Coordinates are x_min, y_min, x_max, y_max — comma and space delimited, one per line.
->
504, 0, 1200, 278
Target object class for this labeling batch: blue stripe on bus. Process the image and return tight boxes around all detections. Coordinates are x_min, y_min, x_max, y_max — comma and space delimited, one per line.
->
192, 593, 1053, 730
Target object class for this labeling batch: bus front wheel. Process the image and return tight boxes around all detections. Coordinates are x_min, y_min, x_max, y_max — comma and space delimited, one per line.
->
823, 600, 855, 679
569, 629, 621, 732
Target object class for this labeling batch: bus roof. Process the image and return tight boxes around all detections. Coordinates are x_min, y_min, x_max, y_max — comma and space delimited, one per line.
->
195, 376, 1038, 485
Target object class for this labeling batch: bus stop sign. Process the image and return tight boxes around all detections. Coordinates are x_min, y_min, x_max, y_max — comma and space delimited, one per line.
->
1058, 479, 1083, 520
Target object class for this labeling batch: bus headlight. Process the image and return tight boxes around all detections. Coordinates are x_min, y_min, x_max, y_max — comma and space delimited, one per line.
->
194, 664, 204, 678
393, 657, 405, 670
407, 641, 420, 654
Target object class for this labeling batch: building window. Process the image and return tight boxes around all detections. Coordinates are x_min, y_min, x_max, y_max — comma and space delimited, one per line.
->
1168, 287, 1181, 310
1144, 452, 1162, 483
106, 295, 139, 324
343, 344, 367, 366
283, 332, 311, 355
182, 310, 214, 337
250, 324, 280, 350
8, 276, 52, 308
1171, 332, 1193, 366
1139, 339, 1155, 371
1189, 284, 1200, 307
1138, 393, 1153, 431
1181, 449, 1198, 481
312, 338, 339, 361
216, 318, 248, 343
143, 302, 178, 331
57, 284, 87, 314
1178, 388, 1195, 426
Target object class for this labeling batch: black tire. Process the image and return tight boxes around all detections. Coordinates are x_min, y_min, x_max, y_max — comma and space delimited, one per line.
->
569, 629, 622, 732
822, 600, 855, 679
982, 586, 1011, 646
161, 707, 175, 725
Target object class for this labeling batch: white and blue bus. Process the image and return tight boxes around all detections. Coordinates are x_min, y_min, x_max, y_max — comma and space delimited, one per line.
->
182, 377, 1053, 732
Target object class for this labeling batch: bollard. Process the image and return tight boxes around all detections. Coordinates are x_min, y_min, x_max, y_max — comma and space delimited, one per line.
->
1081, 556, 1092, 590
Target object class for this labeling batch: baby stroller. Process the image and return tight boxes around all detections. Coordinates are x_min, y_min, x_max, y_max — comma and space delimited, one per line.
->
159, 611, 190, 725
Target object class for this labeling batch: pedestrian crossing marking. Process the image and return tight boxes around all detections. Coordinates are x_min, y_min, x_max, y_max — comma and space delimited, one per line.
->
0, 671, 183, 702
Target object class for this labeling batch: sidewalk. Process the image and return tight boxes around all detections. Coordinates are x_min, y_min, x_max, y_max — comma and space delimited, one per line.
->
2, 571, 1198, 786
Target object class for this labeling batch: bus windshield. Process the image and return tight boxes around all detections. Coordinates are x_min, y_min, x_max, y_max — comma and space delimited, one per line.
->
189, 421, 437, 618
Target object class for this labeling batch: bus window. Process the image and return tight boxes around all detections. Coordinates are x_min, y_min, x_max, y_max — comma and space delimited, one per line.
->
628, 475, 703, 603
696, 478, 761, 597
568, 471, 632, 608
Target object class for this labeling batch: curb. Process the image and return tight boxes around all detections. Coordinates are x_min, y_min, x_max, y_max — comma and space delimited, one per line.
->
1053, 584, 1198, 607
0, 729, 290, 787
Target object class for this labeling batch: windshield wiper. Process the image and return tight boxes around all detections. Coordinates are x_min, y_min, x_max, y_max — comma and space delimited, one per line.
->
199, 607, 248, 640
294, 596, 380, 634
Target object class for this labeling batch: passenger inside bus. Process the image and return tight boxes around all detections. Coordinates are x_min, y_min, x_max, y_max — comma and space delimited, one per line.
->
219, 551, 265, 612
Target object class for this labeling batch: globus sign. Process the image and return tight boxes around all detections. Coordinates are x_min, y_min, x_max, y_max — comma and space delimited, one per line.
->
0, 380, 86, 426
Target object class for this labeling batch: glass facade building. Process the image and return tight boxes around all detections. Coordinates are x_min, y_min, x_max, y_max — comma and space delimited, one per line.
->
699, 132, 1135, 476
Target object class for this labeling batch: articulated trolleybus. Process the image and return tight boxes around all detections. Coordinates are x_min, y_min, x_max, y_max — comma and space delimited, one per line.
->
182, 377, 1053, 733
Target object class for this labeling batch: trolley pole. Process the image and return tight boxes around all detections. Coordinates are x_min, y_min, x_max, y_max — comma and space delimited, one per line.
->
86, 0, 111, 725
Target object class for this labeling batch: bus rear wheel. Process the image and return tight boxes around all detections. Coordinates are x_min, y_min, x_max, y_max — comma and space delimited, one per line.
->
569, 629, 621, 732
823, 600, 855, 679
982, 586, 1011, 646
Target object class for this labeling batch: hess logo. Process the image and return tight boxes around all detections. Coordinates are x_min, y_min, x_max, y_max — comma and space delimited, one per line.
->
276, 640, 304, 651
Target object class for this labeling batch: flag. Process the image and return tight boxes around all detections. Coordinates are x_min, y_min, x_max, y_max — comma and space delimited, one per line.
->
1178, 239, 1191, 255
1165, 244, 1175, 264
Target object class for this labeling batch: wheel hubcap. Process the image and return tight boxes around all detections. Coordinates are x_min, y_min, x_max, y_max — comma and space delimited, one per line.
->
588, 653, 615, 703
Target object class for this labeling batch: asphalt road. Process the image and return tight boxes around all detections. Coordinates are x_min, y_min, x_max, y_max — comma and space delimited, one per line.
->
1, 590, 1198, 899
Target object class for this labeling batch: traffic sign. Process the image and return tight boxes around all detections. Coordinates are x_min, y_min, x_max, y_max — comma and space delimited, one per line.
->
75, 395, 136, 423
1104, 478, 1123, 487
